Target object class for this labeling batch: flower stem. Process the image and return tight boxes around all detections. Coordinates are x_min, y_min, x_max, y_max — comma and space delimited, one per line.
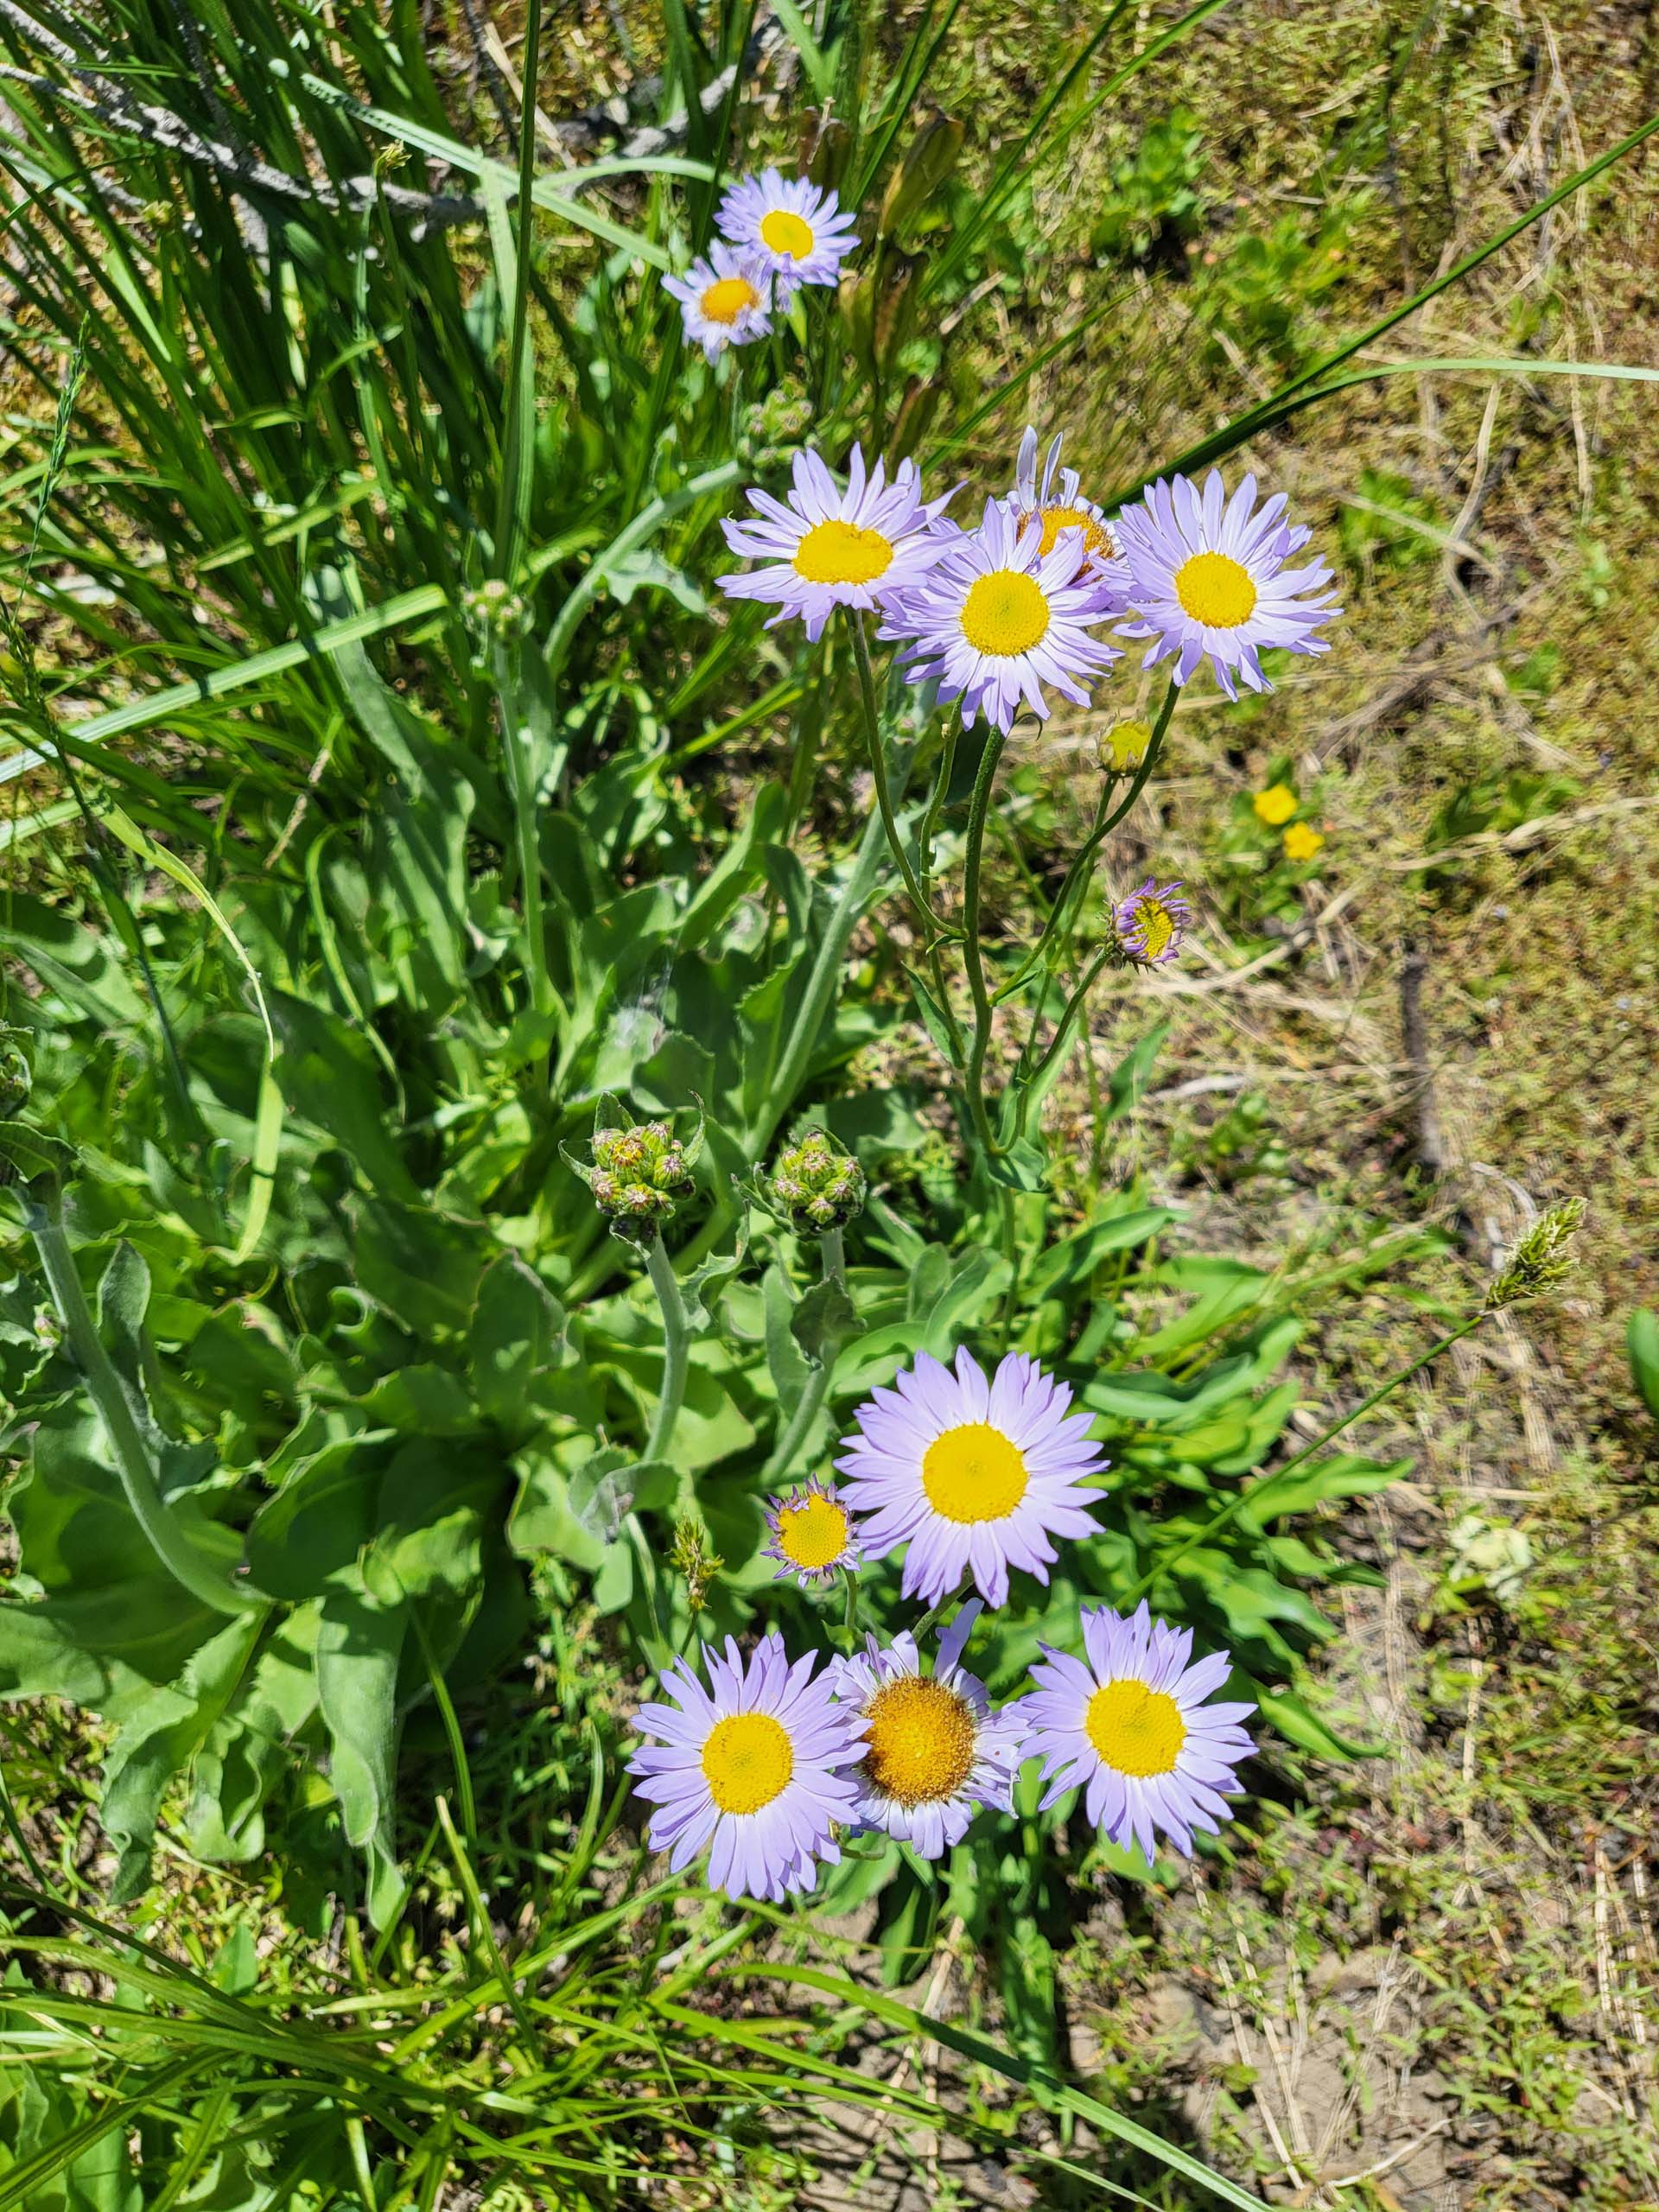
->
961, 721, 1013, 1161
644, 1232, 691, 1467
847, 607, 957, 944
1119, 1310, 1490, 1607
762, 1228, 849, 1483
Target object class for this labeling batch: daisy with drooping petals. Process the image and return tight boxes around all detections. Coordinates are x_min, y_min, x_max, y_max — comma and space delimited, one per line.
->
832, 1600, 1025, 1858
882, 499, 1122, 734
1007, 426, 1123, 570
1020, 1601, 1255, 1859
715, 167, 860, 301
836, 1347, 1108, 1609
663, 244, 773, 363
763, 1478, 861, 1588
1115, 469, 1341, 701
1115, 878, 1191, 967
627, 1632, 863, 1904
719, 445, 957, 642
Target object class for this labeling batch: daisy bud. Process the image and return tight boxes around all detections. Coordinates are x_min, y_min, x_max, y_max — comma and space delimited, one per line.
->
765, 1127, 866, 1234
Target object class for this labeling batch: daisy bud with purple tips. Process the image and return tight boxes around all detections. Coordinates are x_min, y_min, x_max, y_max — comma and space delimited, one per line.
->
1114, 878, 1190, 967
1020, 1601, 1255, 1860
835, 1347, 1107, 1611
627, 1632, 864, 1904
1114, 469, 1340, 700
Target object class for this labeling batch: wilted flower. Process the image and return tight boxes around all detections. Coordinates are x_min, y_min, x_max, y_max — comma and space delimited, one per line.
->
719, 444, 956, 643
763, 1478, 861, 1588
1252, 782, 1298, 826
1020, 1601, 1255, 1859
832, 1600, 1025, 1858
882, 499, 1122, 735
1006, 425, 1123, 569
1282, 821, 1325, 861
1114, 878, 1190, 966
715, 168, 859, 300
765, 1125, 866, 1233
664, 244, 773, 363
569, 1112, 698, 1245
627, 1634, 862, 1903
836, 1346, 1106, 1610
1116, 470, 1340, 700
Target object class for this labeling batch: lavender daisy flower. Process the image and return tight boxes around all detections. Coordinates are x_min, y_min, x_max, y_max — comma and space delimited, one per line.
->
719, 445, 957, 643
663, 245, 773, 363
835, 1346, 1108, 1610
832, 1599, 1025, 1858
627, 1632, 863, 1904
1115, 878, 1190, 966
1007, 425, 1123, 569
1020, 1601, 1255, 1859
763, 1478, 861, 1588
881, 499, 1122, 735
1115, 469, 1341, 701
715, 167, 860, 301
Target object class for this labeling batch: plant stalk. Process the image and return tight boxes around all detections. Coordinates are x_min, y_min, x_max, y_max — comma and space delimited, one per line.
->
761, 1228, 849, 1483
644, 1232, 691, 1466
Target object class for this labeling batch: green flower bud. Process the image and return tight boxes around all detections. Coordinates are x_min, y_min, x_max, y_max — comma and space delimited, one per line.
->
764, 1126, 865, 1235
569, 1104, 702, 1247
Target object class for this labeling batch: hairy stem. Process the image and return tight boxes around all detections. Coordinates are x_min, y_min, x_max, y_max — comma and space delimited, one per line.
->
961, 721, 1013, 1160
847, 607, 954, 943
644, 1232, 691, 1467
762, 1228, 849, 1483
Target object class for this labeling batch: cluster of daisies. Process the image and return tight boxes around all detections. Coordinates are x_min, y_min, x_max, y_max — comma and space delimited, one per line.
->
665, 168, 859, 363
716, 422, 1339, 736
629, 1346, 1256, 1903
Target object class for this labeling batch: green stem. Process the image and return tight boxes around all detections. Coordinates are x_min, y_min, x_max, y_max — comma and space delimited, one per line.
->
644, 1233, 691, 1467
1013, 944, 1116, 1142
762, 1228, 849, 1484
961, 721, 1013, 1161
846, 607, 955, 943
994, 673, 1179, 1007
1120, 1311, 1490, 1606
917, 723, 967, 1066
26, 1199, 259, 1618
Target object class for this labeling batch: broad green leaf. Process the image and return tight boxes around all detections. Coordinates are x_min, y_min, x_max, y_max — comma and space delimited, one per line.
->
1629, 1308, 1659, 1422
315, 1576, 406, 1928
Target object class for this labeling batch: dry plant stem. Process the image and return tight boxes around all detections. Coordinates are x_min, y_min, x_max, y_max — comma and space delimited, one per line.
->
847, 607, 955, 944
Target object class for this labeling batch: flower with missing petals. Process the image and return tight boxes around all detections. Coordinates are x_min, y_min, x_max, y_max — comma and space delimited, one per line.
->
664, 245, 773, 363
1115, 878, 1190, 967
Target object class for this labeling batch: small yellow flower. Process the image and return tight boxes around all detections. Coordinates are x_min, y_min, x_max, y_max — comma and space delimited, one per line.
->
1282, 822, 1325, 862
1101, 719, 1151, 772
1253, 783, 1298, 827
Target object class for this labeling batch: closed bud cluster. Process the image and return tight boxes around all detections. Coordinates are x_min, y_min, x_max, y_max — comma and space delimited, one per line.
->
461, 576, 529, 662
0, 1039, 29, 1119
735, 383, 815, 472
766, 1126, 865, 1234
581, 1119, 696, 1244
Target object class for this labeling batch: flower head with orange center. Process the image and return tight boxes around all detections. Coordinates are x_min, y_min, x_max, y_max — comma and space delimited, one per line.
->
1006, 426, 1125, 576
763, 1478, 861, 1588
1282, 821, 1325, 862
880, 499, 1122, 734
720, 443, 957, 642
836, 1346, 1107, 1609
1253, 783, 1298, 827
663, 244, 774, 364
627, 1631, 863, 1903
1019, 1600, 1255, 1859
1115, 469, 1340, 700
715, 168, 860, 300
831, 1600, 1025, 1857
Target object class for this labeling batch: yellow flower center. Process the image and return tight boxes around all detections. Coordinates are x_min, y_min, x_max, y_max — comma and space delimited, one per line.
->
775, 1494, 850, 1571
760, 207, 817, 261
1252, 783, 1297, 826
920, 1421, 1028, 1522
699, 275, 760, 326
960, 569, 1051, 657
1085, 1681, 1187, 1778
793, 518, 895, 587
701, 1712, 794, 1815
1038, 505, 1116, 562
1130, 899, 1176, 961
861, 1677, 977, 1806
1174, 550, 1257, 629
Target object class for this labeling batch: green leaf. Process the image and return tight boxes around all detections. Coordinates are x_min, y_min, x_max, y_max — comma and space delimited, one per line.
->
315, 1577, 407, 1928
1628, 1308, 1659, 1422
1255, 1684, 1384, 1762
0, 1121, 75, 1184
790, 1275, 861, 1370
469, 1255, 568, 1428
